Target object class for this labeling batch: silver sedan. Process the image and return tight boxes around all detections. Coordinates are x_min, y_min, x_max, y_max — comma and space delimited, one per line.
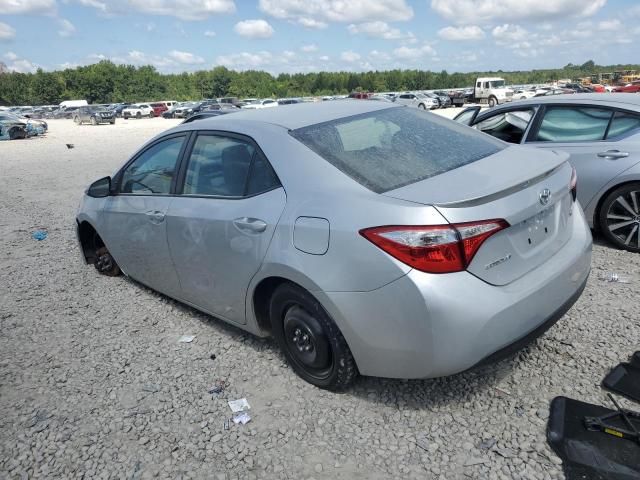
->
76, 101, 592, 389
455, 94, 640, 252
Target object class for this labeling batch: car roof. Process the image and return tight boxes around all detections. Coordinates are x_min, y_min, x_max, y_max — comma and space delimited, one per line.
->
179, 99, 399, 130
505, 93, 640, 110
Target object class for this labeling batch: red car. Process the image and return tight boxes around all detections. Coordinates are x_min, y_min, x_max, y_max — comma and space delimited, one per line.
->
614, 81, 640, 93
150, 103, 168, 117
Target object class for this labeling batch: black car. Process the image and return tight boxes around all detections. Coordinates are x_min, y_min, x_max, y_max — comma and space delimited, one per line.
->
73, 106, 116, 125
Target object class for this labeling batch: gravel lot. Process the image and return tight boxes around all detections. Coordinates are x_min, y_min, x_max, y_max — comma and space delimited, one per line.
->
1, 114, 639, 480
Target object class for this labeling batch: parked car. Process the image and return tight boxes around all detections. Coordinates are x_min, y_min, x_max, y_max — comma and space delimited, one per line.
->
112, 104, 131, 117
74, 106, 116, 125
50, 106, 79, 119
563, 83, 594, 93
277, 98, 301, 105
534, 88, 575, 97
241, 99, 278, 109
76, 101, 591, 389
394, 92, 439, 110
150, 103, 168, 117
0, 114, 27, 140
162, 103, 185, 118
0, 112, 47, 135
432, 91, 452, 108
122, 104, 154, 119
513, 89, 537, 100
614, 81, 640, 93
172, 102, 199, 118
348, 92, 373, 100
454, 93, 640, 252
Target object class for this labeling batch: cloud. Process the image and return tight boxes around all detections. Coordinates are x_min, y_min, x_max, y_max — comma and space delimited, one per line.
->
319, 55, 329, 61
58, 18, 76, 37
597, 19, 621, 31
76, 0, 236, 20
438, 25, 484, 41
204, 30, 216, 37
300, 44, 318, 52
492, 24, 528, 44
431, 0, 606, 24
168, 50, 205, 64
73, 0, 108, 12
297, 17, 327, 29
0, 22, 16, 41
347, 21, 415, 41
0, 0, 56, 15
216, 51, 274, 69
3, 52, 38, 72
259, 0, 413, 24
393, 44, 436, 59
234, 19, 274, 38
340, 50, 361, 62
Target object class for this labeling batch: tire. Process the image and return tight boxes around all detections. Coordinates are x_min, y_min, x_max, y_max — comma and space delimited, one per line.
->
94, 247, 121, 276
598, 183, 640, 253
8, 126, 25, 140
488, 96, 497, 108
74, 116, 81, 125
90, 116, 97, 126
149, 112, 154, 118
136, 112, 141, 119
110, 120, 115, 125
418, 103, 426, 110
270, 283, 357, 390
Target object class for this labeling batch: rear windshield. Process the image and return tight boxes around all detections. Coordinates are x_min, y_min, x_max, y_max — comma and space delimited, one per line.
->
290, 107, 504, 193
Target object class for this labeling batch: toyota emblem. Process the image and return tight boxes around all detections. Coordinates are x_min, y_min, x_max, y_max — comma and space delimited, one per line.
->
539, 188, 552, 205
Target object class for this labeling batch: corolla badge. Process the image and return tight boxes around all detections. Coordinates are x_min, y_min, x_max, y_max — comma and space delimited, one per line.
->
539, 188, 552, 205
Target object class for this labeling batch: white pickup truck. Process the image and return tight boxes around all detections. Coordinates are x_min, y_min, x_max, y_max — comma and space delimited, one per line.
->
122, 104, 154, 119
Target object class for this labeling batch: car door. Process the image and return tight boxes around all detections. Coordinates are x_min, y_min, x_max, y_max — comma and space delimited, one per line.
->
100, 133, 188, 297
524, 105, 640, 210
166, 132, 286, 325
471, 106, 537, 144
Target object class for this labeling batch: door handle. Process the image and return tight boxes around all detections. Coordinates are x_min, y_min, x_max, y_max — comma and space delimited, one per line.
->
233, 217, 267, 233
597, 150, 629, 159
145, 210, 166, 223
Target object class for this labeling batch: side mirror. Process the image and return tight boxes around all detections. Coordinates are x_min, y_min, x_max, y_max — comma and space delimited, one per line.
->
87, 176, 112, 198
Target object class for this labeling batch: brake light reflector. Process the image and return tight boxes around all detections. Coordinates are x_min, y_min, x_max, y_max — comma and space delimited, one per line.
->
360, 220, 509, 274
569, 166, 577, 201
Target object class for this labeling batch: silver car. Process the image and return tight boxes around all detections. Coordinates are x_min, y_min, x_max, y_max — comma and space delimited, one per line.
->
76, 101, 592, 390
394, 92, 439, 110
455, 94, 640, 252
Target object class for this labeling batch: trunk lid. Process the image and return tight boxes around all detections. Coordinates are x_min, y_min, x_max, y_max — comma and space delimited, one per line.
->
383, 146, 575, 285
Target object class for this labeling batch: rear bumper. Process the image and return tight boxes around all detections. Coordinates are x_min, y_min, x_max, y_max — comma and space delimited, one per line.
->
317, 206, 592, 379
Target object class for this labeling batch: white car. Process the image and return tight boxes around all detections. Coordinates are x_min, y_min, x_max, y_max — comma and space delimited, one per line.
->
394, 92, 439, 110
122, 104, 154, 119
241, 99, 278, 110
512, 89, 537, 100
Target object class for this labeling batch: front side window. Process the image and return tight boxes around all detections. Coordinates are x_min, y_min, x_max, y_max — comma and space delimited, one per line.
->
474, 109, 534, 143
120, 136, 184, 194
534, 106, 613, 142
607, 111, 640, 139
291, 107, 503, 193
183, 135, 255, 197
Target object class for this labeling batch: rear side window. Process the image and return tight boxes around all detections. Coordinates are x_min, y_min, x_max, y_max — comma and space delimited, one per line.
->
290, 107, 503, 193
182, 134, 280, 197
607, 111, 640, 139
534, 106, 612, 142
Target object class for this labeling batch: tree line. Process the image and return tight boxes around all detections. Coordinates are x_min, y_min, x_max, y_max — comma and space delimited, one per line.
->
0, 59, 638, 106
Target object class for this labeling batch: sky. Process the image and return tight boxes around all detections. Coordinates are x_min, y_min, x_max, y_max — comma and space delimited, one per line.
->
0, 0, 639, 75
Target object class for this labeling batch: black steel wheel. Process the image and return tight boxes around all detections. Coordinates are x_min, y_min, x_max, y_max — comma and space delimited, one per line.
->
270, 283, 357, 390
599, 183, 640, 253
94, 247, 121, 276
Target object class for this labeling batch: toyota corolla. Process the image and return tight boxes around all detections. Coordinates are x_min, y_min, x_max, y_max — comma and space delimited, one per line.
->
76, 101, 592, 390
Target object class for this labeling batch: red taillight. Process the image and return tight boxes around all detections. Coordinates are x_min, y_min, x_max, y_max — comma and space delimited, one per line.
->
569, 166, 577, 201
360, 220, 509, 274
